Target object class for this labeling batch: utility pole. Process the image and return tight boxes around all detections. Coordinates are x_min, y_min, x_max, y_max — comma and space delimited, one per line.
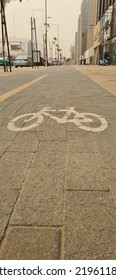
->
43, 34, 45, 62
45, 0, 48, 66
31, 17, 39, 68
31, 16, 34, 68
0, 0, 11, 72
34, 17, 39, 67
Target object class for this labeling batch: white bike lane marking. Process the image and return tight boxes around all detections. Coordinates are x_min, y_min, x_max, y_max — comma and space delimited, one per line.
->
7, 107, 108, 133
72, 113, 108, 132
0, 74, 48, 102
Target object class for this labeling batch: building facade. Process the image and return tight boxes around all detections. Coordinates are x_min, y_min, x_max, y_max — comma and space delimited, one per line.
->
75, 31, 78, 64
85, 0, 97, 64
76, 0, 116, 65
77, 0, 97, 64
0, 38, 29, 59
77, 14, 82, 64
81, 0, 89, 64
94, 0, 116, 64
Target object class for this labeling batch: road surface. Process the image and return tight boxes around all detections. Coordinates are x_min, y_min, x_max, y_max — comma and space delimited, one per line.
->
0, 65, 116, 259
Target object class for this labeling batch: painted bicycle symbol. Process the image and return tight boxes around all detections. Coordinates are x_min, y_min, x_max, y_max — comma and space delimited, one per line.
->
7, 107, 108, 132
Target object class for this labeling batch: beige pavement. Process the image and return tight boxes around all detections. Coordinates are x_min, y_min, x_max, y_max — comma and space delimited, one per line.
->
1, 65, 116, 96
0, 66, 45, 76
75, 65, 116, 96
0, 66, 116, 260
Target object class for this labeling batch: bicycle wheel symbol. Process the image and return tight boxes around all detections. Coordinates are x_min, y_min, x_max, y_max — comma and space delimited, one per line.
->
7, 107, 108, 132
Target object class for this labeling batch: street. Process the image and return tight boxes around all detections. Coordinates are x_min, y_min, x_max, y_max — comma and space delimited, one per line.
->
0, 65, 116, 260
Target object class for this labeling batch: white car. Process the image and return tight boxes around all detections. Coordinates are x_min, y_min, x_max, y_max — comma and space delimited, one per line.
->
14, 55, 32, 68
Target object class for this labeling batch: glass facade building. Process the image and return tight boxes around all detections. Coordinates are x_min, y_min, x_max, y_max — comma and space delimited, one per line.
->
81, 0, 89, 57
96, 0, 116, 64
77, 0, 116, 64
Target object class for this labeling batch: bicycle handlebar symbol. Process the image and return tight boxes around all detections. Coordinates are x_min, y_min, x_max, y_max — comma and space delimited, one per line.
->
7, 107, 108, 132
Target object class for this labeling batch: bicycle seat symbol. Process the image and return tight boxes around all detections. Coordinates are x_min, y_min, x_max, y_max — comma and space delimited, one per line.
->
7, 107, 108, 132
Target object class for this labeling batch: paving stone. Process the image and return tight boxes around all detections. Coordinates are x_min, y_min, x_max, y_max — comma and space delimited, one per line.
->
10, 141, 65, 226
11, 141, 65, 228
104, 169, 116, 206
91, 123, 116, 143
64, 191, 116, 260
41, 119, 67, 141
0, 189, 18, 241
92, 133, 116, 169
66, 152, 109, 191
7, 132, 42, 152
0, 151, 34, 190
35, 141, 66, 165
0, 124, 17, 141
0, 140, 11, 157
67, 131, 95, 152
0, 227, 60, 260
10, 168, 64, 226
100, 152, 116, 169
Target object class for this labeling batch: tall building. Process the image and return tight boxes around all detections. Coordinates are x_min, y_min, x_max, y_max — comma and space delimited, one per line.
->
77, 0, 97, 64
77, 0, 116, 65
77, 14, 82, 64
81, 0, 89, 63
94, 0, 116, 64
75, 31, 78, 64
86, 0, 97, 64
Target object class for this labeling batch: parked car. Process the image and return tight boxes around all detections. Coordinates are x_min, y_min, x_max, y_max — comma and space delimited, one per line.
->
0, 56, 9, 66
13, 55, 32, 68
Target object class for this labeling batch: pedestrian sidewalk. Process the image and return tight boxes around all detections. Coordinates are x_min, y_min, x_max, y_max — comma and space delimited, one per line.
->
75, 65, 116, 96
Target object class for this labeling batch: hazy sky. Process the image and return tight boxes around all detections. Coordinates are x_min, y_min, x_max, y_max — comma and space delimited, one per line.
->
5, 0, 82, 57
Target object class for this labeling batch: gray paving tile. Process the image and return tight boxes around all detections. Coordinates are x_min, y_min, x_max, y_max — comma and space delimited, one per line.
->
66, 152, 109, 191
0, 189, 18, 241
67, 131, 95, 152
41, 118, 67, 141
7, 131, 42, 152
34, 141, 66, 166
10, 141, 65, 226
64, 191, 116, 259
10, 168, 64, 226
0, 140, 11, 157
0, 124, 18, 141
0, 151, 34, 190
99, 150, 116, 169
104, 169, 116, 206
0, 227, 60, 260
